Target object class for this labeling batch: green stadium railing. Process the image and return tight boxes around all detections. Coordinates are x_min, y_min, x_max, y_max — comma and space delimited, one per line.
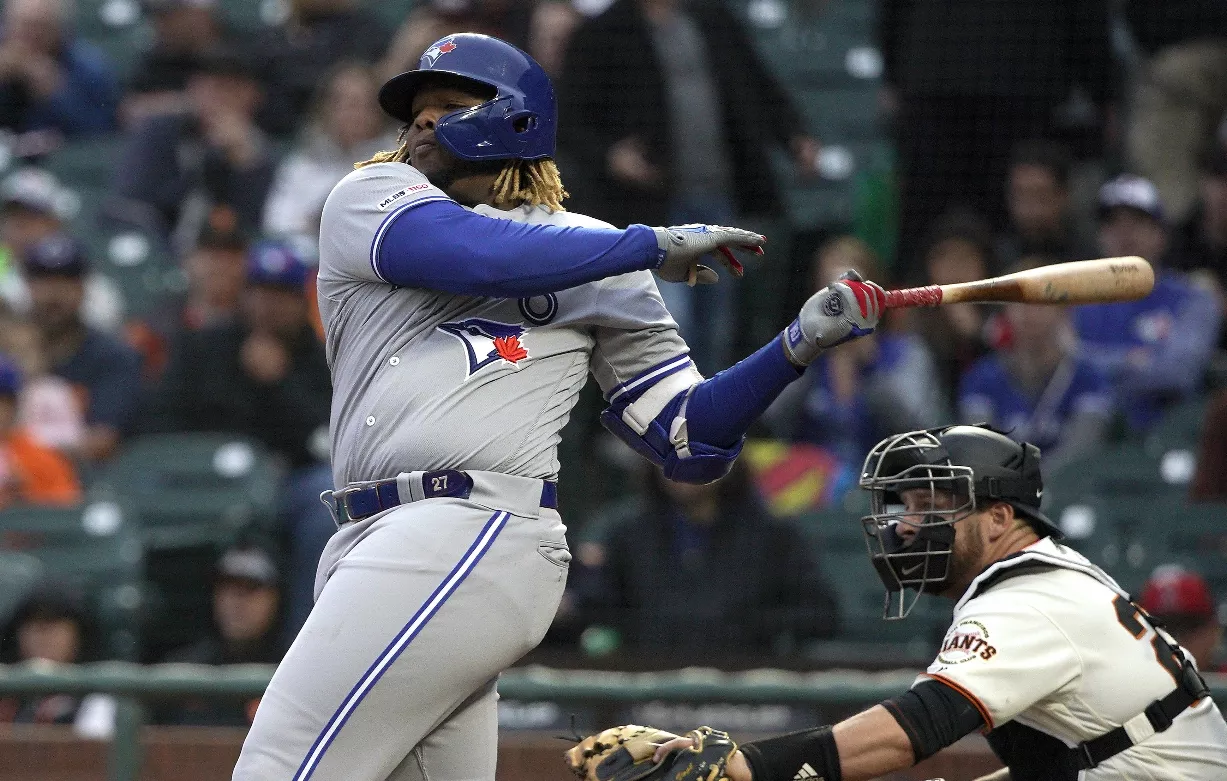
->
3, 663, 1227, 781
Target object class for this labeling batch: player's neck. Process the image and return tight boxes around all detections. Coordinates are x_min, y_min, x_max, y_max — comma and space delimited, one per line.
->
984, 526, 1042, 569
444, 174, 502, 208
945, 524, 1042, 599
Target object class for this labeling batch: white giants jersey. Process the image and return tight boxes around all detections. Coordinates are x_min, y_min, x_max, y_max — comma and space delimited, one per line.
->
919, 538, 1227, 779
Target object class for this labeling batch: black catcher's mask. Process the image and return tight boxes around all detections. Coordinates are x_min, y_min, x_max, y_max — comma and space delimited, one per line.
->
859, 424, 1059, 619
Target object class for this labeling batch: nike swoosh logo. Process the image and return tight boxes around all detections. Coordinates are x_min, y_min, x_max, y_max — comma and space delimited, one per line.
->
901, 563, 924, 576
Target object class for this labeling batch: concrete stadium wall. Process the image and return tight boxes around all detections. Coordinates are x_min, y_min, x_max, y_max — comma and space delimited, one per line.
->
0, 728, 1001, 781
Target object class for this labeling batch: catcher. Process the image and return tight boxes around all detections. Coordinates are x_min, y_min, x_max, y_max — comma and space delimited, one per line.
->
567, 425, 1227, 781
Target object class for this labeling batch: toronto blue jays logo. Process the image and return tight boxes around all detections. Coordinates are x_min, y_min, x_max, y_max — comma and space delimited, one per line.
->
438, 318, 530, 379
421, 38, 458, 68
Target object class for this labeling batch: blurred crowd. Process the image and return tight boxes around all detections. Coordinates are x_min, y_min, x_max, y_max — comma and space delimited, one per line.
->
1, 0, 1227, 731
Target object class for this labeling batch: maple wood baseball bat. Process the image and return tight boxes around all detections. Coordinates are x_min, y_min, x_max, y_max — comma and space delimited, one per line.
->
883, 257, 1155, 309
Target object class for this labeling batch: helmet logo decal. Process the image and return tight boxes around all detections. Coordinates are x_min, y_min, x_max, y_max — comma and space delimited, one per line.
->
422, 38, 458, 68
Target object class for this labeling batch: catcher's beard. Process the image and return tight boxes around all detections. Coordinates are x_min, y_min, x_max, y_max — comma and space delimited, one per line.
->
939, 520, 985, 595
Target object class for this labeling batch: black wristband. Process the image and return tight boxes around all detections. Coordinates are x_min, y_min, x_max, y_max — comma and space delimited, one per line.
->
741, 726, 841, 781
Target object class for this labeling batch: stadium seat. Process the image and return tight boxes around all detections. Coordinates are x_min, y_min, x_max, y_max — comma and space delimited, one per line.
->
797, 87, 882, 143
1143, 397, 1208, 457
0, 550, 44, 627
371, 0, 421, 29
74, 0, 148, 79
43, 136, 126, 191
0, 502, 144, 659
218, 0, 289, 31
90, 215, 178, 318
93, 433, 282, 659
96, 433, 280, 550
1043, 444, 1186, 511
732, 0, 880, 90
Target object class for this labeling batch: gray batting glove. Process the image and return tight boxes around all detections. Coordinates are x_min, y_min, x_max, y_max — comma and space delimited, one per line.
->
652, 224, 766, 285
783, 270, 887, 365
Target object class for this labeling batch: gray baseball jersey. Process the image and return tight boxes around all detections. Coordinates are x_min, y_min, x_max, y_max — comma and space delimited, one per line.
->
234, 162, 703, 781
315, 161, 701, 489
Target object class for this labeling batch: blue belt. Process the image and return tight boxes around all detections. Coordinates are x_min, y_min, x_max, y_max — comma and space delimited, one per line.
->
330, 469, 558, 524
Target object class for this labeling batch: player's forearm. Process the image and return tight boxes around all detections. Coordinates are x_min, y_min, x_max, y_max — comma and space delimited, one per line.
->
375, 200, 662, 297
737, 706, 915, 781
832, 706, 918, 780
684, 335, 804, 447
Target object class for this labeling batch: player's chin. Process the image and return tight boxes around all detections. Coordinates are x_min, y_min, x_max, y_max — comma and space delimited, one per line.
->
409, 143, 444, 172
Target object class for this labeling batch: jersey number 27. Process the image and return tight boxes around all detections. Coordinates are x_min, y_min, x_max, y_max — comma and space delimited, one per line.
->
1113, 594, 1183, 683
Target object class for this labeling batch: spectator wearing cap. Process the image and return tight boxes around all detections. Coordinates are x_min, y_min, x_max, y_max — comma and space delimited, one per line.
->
1073, 174, 1221, 431
959, 257, 1113, 473
1138, 566, 1223, 670
0, 352, 79, 508
0, 584, 115, 736
121, 0, 232, 126
24, 234, 142, 463
0, 167, 126, 333
0, 0, 118, 136
261, 62, 394, 241
148, 240, 331, 636
110, 45, 276, 247
254, 0, 390, 136
156, 542, 284, 725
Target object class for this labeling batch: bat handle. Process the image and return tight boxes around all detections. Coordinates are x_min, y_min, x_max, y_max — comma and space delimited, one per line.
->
883, 285, 944, 309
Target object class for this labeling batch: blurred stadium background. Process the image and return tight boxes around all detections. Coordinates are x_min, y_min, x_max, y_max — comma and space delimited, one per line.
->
1, 0, 1227, 778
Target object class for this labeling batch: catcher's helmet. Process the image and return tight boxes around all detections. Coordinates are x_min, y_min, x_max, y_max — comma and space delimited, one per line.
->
858, 424, 1058, 619
378, 33, 556, 162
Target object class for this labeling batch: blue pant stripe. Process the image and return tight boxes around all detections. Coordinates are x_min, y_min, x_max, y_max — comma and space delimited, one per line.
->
292, 510, 510, 781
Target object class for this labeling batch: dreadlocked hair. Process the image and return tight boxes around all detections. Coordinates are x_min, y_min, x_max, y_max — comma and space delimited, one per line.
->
490, 159, 568, 212
355, 126, 413, 168
356, 128, 569, 212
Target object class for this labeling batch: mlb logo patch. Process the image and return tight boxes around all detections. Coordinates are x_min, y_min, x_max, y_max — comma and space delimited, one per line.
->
439, 318, 530, 379
421, 38, 458, 68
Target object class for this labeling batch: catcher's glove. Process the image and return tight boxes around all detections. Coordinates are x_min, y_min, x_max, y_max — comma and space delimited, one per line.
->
565, 724, 738, 781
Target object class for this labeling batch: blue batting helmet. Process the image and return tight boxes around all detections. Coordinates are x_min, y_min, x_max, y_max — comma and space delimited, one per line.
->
378, 33, 557, 162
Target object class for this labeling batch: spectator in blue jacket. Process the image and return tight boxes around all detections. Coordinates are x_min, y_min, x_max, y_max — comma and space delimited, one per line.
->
1074, 174, 1221, 430
0, 0, 118, 136
960, 257, 1113, 472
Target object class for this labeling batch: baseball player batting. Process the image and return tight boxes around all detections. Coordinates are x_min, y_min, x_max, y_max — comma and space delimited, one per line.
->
567, 425, 1227, 781
231, 33, 885, 781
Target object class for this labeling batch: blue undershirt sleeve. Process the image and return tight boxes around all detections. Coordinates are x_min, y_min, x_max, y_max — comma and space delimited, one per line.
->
374, 199, 663, 297
685, 335, 805, 448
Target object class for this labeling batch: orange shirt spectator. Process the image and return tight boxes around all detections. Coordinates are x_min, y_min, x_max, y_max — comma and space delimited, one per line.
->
0, 353, 79, 507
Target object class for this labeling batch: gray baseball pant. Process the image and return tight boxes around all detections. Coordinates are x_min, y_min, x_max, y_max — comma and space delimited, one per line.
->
232, 471, 570, 781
